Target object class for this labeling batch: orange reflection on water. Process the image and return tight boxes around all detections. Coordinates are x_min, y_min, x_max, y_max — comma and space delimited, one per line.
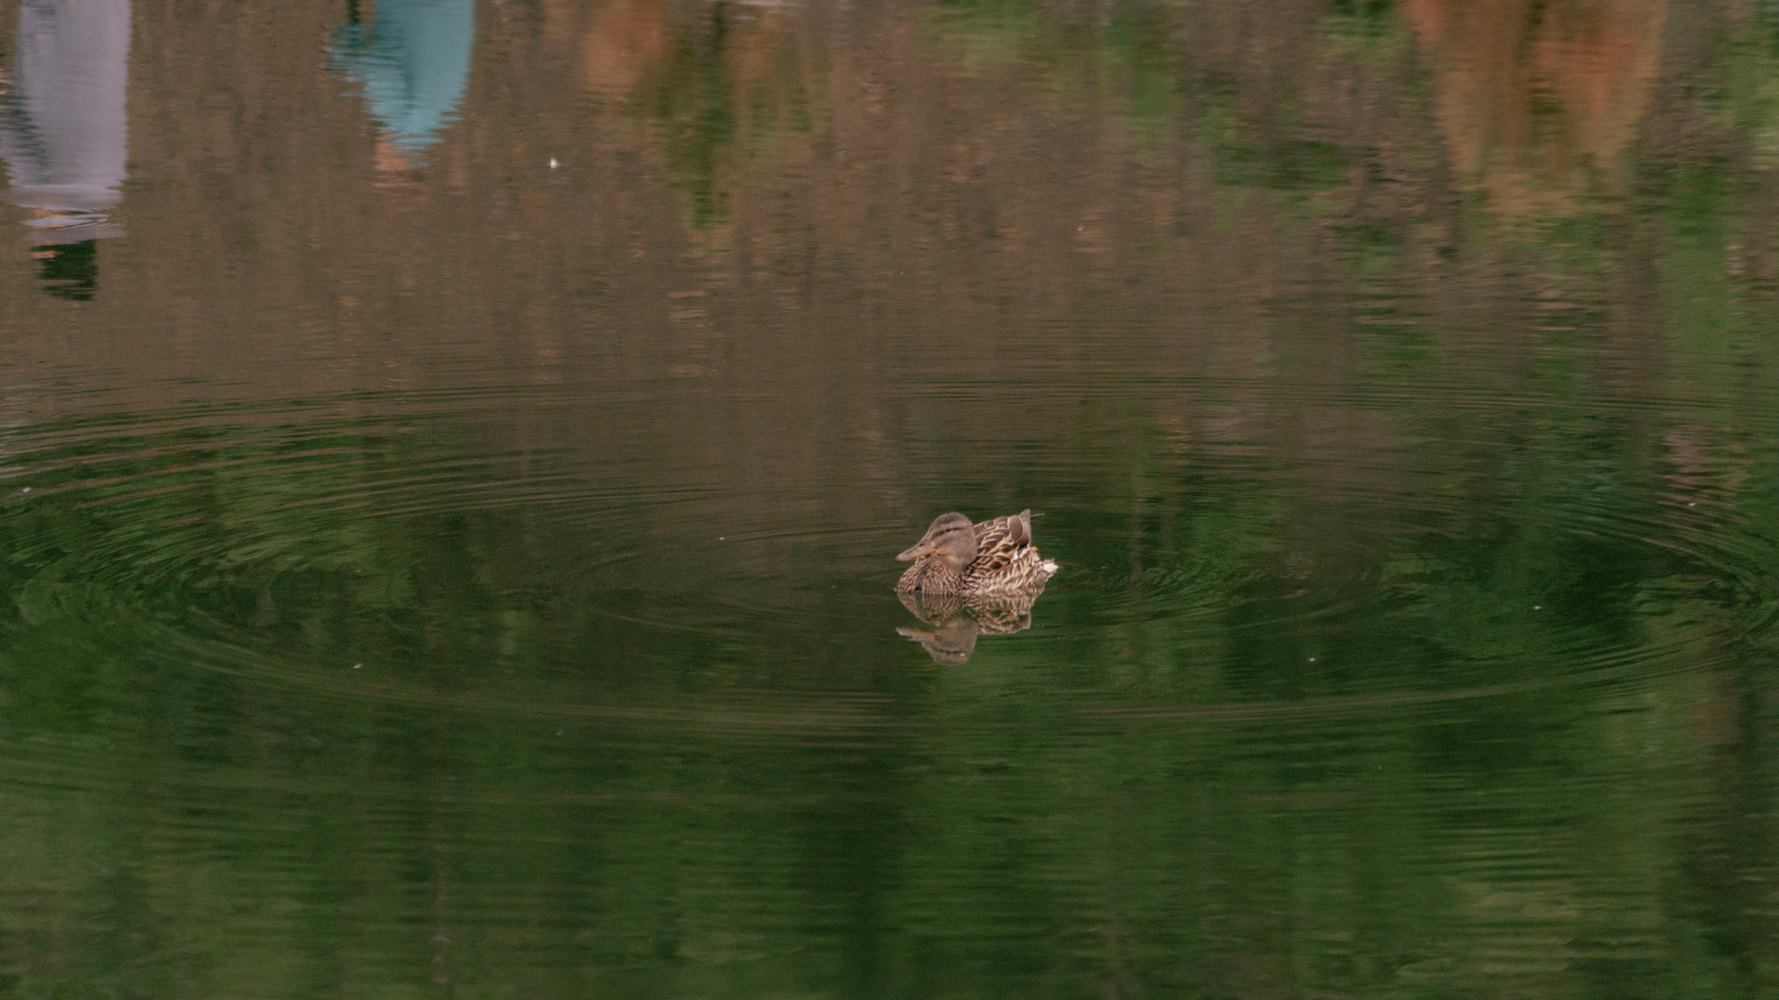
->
550, 0, 667, 97
1405, 0, 1666, 214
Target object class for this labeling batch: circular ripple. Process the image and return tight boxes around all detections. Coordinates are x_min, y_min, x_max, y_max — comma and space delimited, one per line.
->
0, 389, 937, 732
4, 384, 1777, 731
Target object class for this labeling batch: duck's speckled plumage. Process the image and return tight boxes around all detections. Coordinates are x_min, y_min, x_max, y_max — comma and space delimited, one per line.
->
894, 510, 1057, 597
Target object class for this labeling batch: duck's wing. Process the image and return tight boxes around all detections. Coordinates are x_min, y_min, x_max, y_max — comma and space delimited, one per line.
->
970, 510, 1033, 571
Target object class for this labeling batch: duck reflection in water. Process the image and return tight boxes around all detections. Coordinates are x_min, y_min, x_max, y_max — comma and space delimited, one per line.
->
896, 588, 1044, 665
894, 510, 1057, 663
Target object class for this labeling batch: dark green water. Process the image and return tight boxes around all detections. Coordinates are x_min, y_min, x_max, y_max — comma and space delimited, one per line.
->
0, 0, 1776, 996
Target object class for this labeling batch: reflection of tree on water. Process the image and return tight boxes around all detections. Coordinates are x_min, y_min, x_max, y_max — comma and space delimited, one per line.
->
635, 1, 809, 230
895, 587, 1044, 665
329, 0, 477, 170
0, 0, 131, 300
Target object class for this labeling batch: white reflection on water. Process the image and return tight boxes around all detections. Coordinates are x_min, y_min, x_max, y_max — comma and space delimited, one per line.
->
0, 0, 131, 299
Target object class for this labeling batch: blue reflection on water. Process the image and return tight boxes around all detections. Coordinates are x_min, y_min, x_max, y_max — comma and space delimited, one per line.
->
330, 0, 477, 165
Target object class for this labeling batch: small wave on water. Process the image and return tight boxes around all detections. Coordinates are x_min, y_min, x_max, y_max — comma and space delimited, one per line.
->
0, 372, 1774, 1000
0, 387, 932, 737
1027, 427, 1779, 729
0, 377, 1775, 744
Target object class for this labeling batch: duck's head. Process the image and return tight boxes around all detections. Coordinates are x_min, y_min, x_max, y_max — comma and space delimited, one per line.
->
896, 512, 977, 568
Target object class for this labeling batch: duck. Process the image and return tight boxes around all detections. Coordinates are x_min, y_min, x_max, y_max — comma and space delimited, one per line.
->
894, 509, 1058, 596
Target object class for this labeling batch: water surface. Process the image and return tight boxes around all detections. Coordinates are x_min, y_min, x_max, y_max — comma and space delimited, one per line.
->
0, 0, 1776, 996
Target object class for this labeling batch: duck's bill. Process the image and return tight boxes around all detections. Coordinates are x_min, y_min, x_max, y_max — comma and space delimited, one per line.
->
896, 540, 935, 561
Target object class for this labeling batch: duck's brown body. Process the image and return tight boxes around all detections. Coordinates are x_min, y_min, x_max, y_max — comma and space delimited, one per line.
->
894, 510, 1057, 597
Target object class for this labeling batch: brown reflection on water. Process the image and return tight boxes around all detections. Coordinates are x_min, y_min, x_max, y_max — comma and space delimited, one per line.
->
0, 0, 1267, 476
551, 0, 667, 97
0, 0, 1742, 555
0, 0, 1752, 599
1406, 0, 1667, 213
0, 0, 1742, 601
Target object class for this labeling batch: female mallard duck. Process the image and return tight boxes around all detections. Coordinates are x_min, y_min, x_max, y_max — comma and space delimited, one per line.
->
894, 509, 1058, 596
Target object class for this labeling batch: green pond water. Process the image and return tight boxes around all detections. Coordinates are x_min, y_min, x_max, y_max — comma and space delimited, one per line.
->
0, 0, 1775, 996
